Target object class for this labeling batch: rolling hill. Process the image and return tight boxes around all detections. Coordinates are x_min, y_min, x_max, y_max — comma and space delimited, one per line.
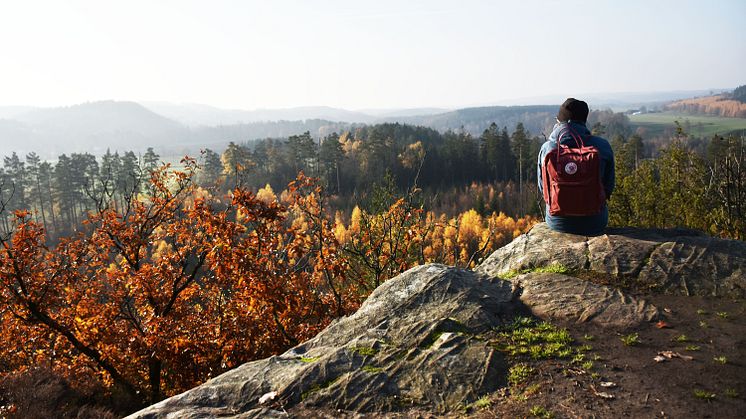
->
388, 105, 558, 136
0, 101, 188, 159
0, 102, 562, 158
5, 89, 739, 160
142, 102, 379, 126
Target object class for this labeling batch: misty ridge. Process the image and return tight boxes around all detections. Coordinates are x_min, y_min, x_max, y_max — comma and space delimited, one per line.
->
0, 89, 724, 160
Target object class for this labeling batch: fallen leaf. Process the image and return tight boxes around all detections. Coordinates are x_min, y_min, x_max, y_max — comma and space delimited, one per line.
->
659, 351, 676, 358
657, 351, 693, 361
590, 384, 616, 399
654, 355, 667, 363
567, 367, 587, 375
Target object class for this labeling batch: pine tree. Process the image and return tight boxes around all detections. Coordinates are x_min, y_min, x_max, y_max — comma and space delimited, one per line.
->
54, 154, 76, 228
197, 148, 223, 187
3, 152, 27, 214
480, 123, 500, 181
25, 152, 47, 226
497, 126, 514, 182
142, 147, 161, 174
286, 131, 317, 175
319, 133, 344, 194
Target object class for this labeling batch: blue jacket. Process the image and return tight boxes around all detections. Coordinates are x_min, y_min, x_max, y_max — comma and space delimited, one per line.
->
537, 121, 615, 236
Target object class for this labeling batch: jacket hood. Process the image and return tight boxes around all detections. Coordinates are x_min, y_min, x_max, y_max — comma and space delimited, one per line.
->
549, 121, 591, 145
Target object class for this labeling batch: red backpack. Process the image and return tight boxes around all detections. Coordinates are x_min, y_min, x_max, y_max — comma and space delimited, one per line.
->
542, 127, 606, 216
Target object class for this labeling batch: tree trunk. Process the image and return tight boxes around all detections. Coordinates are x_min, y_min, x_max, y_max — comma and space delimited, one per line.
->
149, 357, 162, 403
45, 175, 58, 235
35, 174, 47, 229
336, 162, 341, 195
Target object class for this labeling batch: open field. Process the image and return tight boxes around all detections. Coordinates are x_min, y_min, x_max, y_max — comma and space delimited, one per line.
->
629, 112, 746, 138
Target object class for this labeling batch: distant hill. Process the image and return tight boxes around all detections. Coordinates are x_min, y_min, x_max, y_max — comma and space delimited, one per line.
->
142, 102, 378, 126
665, 92, 746, 118
0, 106, 37, 120
0, 102, 563, 158
10, 91, 733, 159
15, 101, 182, 133
388, 105, 558, 136
144, 102, 558, 136
358, 107, 451, 118
0, 101, 188, 158
189, 119, 357, 147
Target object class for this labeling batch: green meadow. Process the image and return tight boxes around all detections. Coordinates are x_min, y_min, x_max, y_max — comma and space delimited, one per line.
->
629, 112, 746, 138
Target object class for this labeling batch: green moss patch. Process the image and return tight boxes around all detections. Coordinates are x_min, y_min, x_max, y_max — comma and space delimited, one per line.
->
349, 346, 378, 357
493, 317, 573, 360
361, 365, 384, 374
501, 264, 570, 280
508, 363, 534, 386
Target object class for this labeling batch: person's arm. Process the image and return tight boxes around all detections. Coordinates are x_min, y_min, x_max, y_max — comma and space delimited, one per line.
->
537, 145, 544, 196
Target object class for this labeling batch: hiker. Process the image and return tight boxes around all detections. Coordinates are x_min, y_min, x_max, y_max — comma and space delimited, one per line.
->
537, 98, 615, 236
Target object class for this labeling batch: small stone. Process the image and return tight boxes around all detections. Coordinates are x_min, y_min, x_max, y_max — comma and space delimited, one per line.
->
259, 391, 277, 404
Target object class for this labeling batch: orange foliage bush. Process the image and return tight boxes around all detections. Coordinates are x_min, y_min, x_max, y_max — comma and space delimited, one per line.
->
334, 198, 538, 287
0, 165, 358, 406
0, 165, 536, 409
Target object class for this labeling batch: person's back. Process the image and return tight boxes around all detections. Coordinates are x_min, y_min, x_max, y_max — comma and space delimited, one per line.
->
537, 98, 615, 236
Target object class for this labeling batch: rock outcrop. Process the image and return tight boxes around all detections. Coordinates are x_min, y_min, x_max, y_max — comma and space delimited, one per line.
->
476, 223, 745, 298
128, 224, 745, 418
131, 265, 517, 418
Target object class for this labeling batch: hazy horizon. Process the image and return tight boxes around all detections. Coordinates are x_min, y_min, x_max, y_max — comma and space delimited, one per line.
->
1, 0, 744, 110
0, 86, 736, 113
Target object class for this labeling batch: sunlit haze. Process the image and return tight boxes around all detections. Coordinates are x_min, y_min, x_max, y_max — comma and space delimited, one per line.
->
1, 0, 744, 109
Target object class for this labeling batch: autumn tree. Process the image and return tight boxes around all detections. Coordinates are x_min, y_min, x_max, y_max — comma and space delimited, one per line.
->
341, 173, 424, 290
0, 164, 363, 409
221, 142, 253, 187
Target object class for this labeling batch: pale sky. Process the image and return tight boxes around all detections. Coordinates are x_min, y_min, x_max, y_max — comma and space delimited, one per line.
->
1, 0, 744, 110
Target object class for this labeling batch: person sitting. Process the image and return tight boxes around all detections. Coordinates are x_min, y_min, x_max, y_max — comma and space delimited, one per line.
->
537, 98, 615, 236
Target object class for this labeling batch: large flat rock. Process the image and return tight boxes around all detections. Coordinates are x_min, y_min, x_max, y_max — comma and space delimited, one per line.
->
515, 272, 659, 329
476, 223, 746, 297
128, 265, 518, 418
